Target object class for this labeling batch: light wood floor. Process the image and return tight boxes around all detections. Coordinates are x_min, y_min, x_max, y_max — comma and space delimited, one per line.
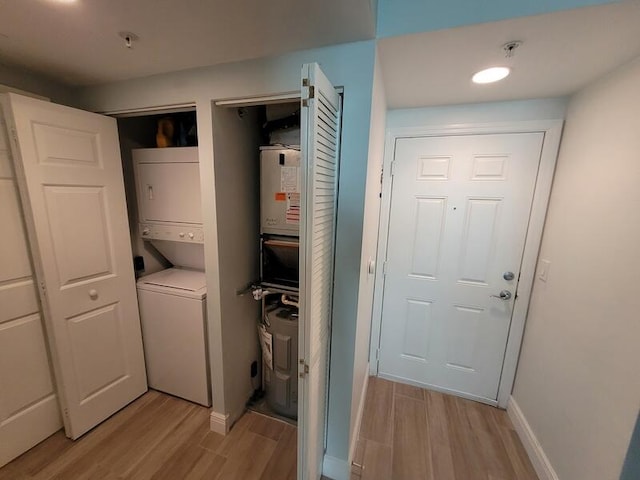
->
0, 390, 296, 480
351, 377, 538, 480
2, 379, 537, 480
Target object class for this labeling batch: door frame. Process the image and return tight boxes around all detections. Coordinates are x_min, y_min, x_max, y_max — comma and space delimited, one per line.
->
369, 120, 563, 408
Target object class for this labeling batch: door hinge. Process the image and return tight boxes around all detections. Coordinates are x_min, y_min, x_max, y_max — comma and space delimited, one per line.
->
40, 281, 47, 296
299, 359, 309, 378
389, 161, 396, 177
382, 261, 388, 275
302, 79, 314, 107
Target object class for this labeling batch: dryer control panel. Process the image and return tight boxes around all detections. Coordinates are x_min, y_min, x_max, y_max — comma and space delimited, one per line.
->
139, 223, 204, 244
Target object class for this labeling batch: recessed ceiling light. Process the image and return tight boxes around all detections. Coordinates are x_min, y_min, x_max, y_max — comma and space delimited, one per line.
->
472, 67, 511, 85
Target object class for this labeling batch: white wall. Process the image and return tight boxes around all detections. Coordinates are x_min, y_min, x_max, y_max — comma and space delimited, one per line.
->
349, 48, 386, 462
512, 57, 640, 480
77, 40, 376, 464
386, 97, 568, 128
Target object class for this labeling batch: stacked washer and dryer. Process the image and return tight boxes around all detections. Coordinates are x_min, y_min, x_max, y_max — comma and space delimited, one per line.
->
133, 147, 211, 407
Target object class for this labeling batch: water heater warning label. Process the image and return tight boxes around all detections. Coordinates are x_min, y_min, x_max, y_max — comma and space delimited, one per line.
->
281, 166, 299, 193
286, 193, 300, 224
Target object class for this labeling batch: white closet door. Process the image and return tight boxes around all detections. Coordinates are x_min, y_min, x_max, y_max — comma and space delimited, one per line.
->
1, 93, 147, 440
298, 63, 342, 480
0, 100, 62, 467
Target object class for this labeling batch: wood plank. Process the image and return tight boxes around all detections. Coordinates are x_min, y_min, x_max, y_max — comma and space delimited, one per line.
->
425, 390, 455, 480
46, 395, 190, 479
443, 394, 488, 480
259, 424, 297, 480
12, 392, 159, 477
392, 395, 431, 480
394, 382, 425, 401
498, 428, 538, 480
465, 401, 517, 480
0, 464, 28, 480
151, 445, 226, 480
215, 430, 277, 480
360, 377, 394, 445
30, 391, 166, 480
214, 411, 255, 457
0, 380, 538, 480
249, 413, 286, 442
121, 405, 209, 479
351, 437, 366, 476
361, 440, 392, 480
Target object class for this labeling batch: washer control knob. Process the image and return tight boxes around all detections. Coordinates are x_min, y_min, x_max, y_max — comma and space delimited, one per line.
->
179, 232, 185, 238
188, 232, 195, 239
142, 227, 150, 236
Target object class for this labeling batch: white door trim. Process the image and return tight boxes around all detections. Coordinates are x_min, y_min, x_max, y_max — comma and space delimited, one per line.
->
369, 120, 563, 408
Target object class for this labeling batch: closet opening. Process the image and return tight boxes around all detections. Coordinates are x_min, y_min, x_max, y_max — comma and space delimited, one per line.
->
211, 97, 302, 426
116, 106, 212, 408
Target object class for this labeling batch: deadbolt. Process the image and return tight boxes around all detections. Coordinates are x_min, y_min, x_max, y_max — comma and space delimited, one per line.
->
503, 271, 515, 281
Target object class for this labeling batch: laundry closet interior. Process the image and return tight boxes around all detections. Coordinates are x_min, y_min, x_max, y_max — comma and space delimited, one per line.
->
116, 99, 303, 421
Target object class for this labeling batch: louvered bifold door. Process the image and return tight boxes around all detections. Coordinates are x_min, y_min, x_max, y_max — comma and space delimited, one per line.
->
298, 63, 342, 480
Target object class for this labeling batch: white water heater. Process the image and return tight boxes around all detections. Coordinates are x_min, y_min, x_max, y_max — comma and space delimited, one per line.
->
260, 146, 300, 236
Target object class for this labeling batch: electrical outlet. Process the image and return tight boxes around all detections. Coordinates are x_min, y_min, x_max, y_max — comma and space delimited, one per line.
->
538, 259, 551, 282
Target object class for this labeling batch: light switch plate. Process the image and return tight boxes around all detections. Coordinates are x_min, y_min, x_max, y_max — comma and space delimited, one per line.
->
538, 259, 551, 282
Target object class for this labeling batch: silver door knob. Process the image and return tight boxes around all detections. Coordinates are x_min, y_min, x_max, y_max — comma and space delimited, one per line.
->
491, 290, 512, 300
503, 271, 515, 281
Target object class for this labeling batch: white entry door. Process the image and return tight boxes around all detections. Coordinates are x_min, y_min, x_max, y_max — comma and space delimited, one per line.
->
1, 93, 147, 439
298, 63, 341, 480
378, 133, 543, 402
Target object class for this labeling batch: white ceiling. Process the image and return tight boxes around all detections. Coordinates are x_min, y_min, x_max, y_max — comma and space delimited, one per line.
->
379, 1, 640, 108
0, 0, 375, 86
2, 0, 639, 106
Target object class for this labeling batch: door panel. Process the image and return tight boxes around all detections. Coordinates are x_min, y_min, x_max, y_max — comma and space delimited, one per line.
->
379, 133, 543, 402
298, 63, 341, 480
44, 186, 114, 285
0, 105, 62, 467
411, 197, 445, 278
1, 93, 147, 439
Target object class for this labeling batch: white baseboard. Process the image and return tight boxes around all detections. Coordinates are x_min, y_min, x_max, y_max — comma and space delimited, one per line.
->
507, 397, 559, 480
209, 410, 230, 435
349, 369, 370, 464
322, 455, 350, 480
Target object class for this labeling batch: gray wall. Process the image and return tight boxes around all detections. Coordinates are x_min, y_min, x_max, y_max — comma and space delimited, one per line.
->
512, 56, 640, 480
0, 61, 75, 106
620, 412, 640, 480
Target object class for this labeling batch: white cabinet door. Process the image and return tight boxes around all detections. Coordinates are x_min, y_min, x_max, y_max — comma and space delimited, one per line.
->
1, 93, 147, 439
298, 63, 341, 480
379, 133, 544, 402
